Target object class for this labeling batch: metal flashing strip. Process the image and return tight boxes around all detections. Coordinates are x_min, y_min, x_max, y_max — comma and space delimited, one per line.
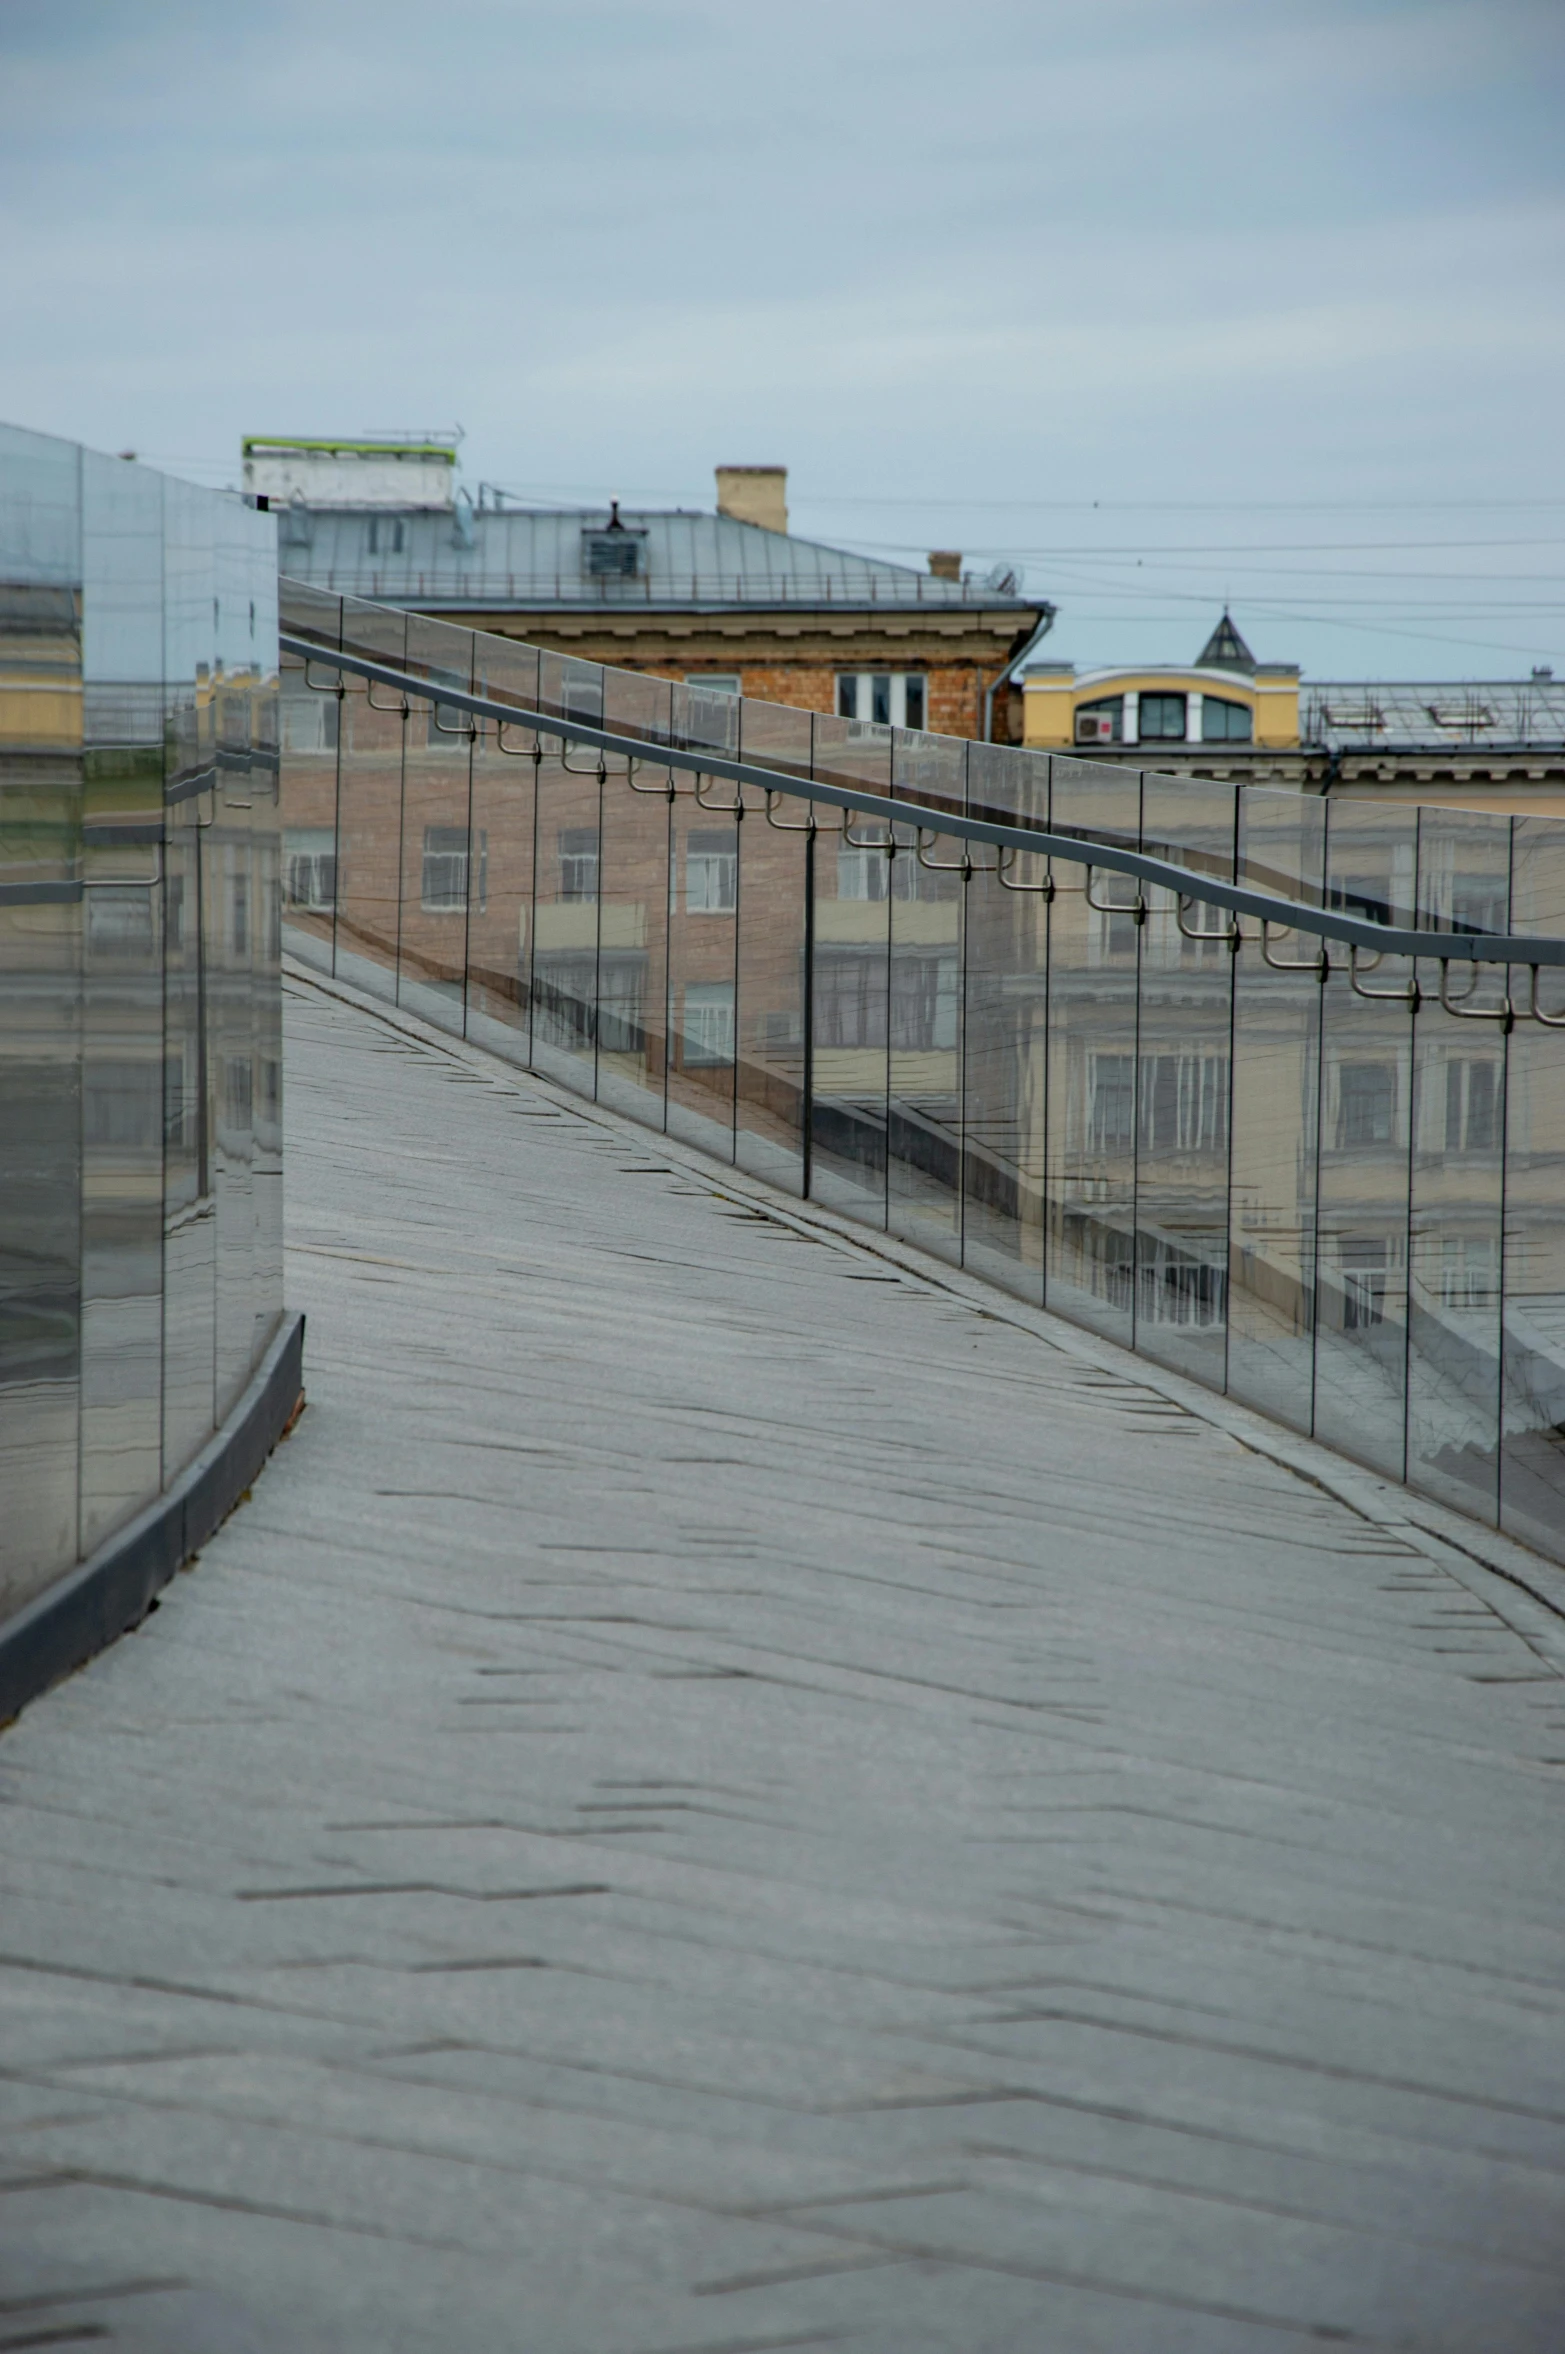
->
280, 630, 1565, 971
0, 1312, 305, 1731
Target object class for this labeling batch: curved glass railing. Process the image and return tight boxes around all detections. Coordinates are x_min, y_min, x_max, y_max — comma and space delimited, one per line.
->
0, 427, 284, 1632
281, 582, 1565, 1562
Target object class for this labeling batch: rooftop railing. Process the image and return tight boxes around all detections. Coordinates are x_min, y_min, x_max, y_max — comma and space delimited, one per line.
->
280, 582, 1565, 1563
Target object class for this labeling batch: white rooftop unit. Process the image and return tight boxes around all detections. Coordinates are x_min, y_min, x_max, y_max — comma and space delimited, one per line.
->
242, 433, 460, 511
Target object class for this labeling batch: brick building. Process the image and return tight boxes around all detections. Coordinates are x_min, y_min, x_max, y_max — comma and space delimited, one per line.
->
248, 440, 1052, 743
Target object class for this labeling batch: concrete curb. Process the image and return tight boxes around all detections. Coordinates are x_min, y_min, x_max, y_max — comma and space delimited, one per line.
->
0, 1309, 306, 1730
282, 954, 1565, 1662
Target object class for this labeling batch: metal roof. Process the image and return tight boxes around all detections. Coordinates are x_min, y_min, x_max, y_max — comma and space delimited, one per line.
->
275, 501, 1037, 613
1301, 681, 1565, 751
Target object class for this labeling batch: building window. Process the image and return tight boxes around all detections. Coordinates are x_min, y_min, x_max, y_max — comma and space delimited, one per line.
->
1337, 1061, 1396, 1148
367, 516, 405, 556
1087, 1053, 1136, 1153
686, 830, 737, 913
837, 830, 957, 904
281, 692, 337, 754
558, 827, 599, 904
231, 871, 249, 956
1438, 1237, 1498, 1312
1138, 693, 1187, 743
284, 828, 337, 910
584, 525, 644, 577
836, 673, 927, 730
1140, 1053, 1229, 1153
1445, 1057, 1500, 1153
1201, 696, 1253, 742
683, 980, 735, 1066
422, 825, 487, 912
685, 674, 741, 696
1075, 695, 1122, 744
1340, 1241, 1388, 1331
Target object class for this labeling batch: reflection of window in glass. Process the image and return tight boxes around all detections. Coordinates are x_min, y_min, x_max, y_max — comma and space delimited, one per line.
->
421, 825, 487, 912
684, 674, 741, 696
890, 953, 958, 1050
224, 1054, 254, 1131
284, 829, 337, 910
598, 956, 645, 1055
1201, 696, 1253, 742
232, 872, 249, 956
836, 673, 926, 729
1329, 872, 1393, 926
816, 952, 885, 1047
837, 837, 956, 903
1438, 1236, 1498, 1312
164, 1052, 186, 1148
1087, 1053, 1136, 1152
683, 980, 735, 1066
1139, 1054, 1228, 1153
1340, 1240, 1387, 1331
1139, 693, 1187, 742
87, 887, 155, 959
686, 830, 737, 913
1446, 878, 1507, 937
558, 827, 599, 903
85, 1060, 159, 1151
367, 515, 405, 556
281, 692, 338, 753
533, 955, 596, 1047
562, 665, 604, 725
1075, 695, 1122, 744
1139, 1240, 1225, 1326
167, 871, 186, 948
1338, 1061, 1396, 1147
1445, 1057, 1500, 1152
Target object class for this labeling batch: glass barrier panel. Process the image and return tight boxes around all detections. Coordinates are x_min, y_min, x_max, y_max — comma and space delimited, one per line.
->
811, 801, 890, 1223
1501, 815, 1565, 1554
397, 684, 473, 1035
1405, 807, 1511, 1522
595, 751, 670, 1131
0, 471, 83, 1601
276, 577, 342, 652
811, 711, 893, 805
160, 473, 218, 1470
892, 729, 966, 825
333, 664, 404, 1004
1133, 773, 1236, 1389
79, 450, 167, 1543
530, 746, 602, 1096
1045, 758, 1140, 1343
278, 652, 339, 974
887, 820, 963, 1263
968, 739, 1047, 832
1227, 785, 1325, 1433
734, 794, 808, 1193
735, 696, 814, 786
1313, 798, 1418, 1480
465, 706, 537, 1070
961, 774, 1049, 1305
667, 788, 739, 1158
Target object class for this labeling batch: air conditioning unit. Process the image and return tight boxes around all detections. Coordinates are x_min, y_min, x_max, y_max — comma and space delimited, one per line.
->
1076, 711, 1116, 744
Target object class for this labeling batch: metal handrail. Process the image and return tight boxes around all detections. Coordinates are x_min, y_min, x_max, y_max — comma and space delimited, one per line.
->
278, 631, 1565, 974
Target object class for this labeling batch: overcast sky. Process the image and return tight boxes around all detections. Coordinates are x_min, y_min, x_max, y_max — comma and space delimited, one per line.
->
3, 0, 1562, 677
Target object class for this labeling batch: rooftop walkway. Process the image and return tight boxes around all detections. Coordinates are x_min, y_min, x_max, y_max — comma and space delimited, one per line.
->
4, 977, 1565, 2352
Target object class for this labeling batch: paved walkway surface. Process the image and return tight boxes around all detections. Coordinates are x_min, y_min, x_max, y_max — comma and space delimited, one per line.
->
4, 978, 1565, 2353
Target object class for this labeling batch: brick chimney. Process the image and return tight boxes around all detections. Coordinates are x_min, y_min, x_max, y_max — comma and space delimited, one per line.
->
928, 550, 962, 581
716, 466, 788, 535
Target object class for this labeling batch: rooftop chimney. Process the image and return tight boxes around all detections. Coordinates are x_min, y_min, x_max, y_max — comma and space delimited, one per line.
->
716, 465, 788, 535
928, 550, 962, 581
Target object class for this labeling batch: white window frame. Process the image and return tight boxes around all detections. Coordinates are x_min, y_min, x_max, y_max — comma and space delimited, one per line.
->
835, 672, 928, 730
